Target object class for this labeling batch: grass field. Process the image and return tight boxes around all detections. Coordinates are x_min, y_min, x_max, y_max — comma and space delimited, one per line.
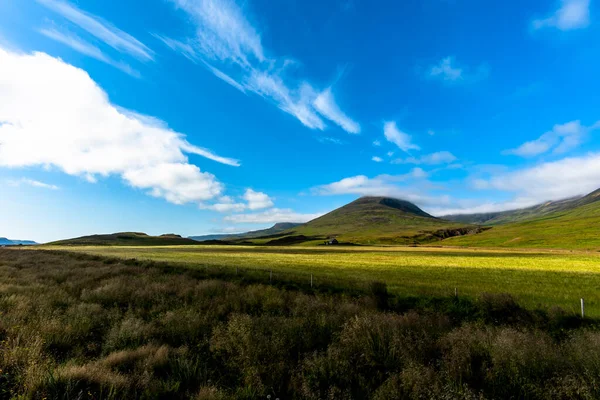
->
42, 245, 600, 317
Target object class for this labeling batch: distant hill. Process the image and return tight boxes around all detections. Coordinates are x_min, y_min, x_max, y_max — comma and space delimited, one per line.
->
48, 232, 198, 246
0, 237, 37, 246
239, 197, 482, 245
442, 190, 600, 225
443, 188, 600, 249
189, 223, 302, 242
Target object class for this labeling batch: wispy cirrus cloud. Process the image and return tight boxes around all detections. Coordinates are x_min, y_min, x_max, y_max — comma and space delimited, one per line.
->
37, 0, 154, 61
0, 46, 238, 206
503, 120, 599, 157
427, 56, 489, 84
533, 0, 591, 31
392, 151, 457, 165
384, 121, 420, 152
8, 178, 59, 190
157, 0, 359, 133
39, 27, 140, 77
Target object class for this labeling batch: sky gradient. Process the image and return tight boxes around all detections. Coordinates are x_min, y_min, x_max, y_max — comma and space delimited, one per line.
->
1, 0, 599, 242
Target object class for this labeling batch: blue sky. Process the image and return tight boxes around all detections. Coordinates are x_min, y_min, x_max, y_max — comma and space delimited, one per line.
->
1, 0, 599, 242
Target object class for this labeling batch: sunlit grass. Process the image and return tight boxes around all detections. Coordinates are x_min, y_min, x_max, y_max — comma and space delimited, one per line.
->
42, 245, 600, 316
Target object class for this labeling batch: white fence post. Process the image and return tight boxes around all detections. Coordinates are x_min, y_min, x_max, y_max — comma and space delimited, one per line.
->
581, 298, 585, 318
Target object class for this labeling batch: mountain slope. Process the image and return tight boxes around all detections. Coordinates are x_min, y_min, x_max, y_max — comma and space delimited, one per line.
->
255, 197, 480, 245
189, 223, 302, 242
444, 189, 600, 249
443, 190, 600, 225
49, 232, 198, 246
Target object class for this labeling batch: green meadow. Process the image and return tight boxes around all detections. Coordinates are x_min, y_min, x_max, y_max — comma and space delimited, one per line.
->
44, 245, 600, 317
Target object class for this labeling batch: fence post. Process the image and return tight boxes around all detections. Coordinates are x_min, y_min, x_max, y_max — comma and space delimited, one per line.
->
581, 298, 585, 318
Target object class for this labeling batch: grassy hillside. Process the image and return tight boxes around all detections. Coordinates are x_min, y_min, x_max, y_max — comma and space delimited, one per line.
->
49, 232, 198, 246
256, 197, 480, 245
444, 188, 600, 225
444, 198, 600, 249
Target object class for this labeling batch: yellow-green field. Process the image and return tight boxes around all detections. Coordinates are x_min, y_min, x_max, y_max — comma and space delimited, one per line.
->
40, 245, 600, 317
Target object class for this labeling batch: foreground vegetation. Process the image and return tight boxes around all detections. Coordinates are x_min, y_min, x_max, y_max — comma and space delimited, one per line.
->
47, 244, 600, 317
2, 248, 600, 399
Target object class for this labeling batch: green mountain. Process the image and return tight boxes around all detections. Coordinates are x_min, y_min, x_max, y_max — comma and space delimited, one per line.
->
443, 188, 600, 249
189, 223, 302, 242
49, 232, 198, 246
240, 197, 481, 245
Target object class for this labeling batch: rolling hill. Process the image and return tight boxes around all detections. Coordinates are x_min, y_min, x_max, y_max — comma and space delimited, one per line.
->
239, 197, 482, 245
189, 223, 302, 242
443, 188, 600, 249
48, 232, 198, 246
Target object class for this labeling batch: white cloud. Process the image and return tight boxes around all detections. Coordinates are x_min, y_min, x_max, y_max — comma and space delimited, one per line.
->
158, 0, 359, 133
533, 0, 590, 31
316, 136, 343, 145
434, 152, 600, 216
200, 196, 247, 212
37, 0, 154, 61
373, 140, 381, 146
0, 47, 238, 205
313, 169, 439, 206
39, 27, 139, 77
372, 156, 383, 162
384, 121, 420, 152
503, 120, 598, 157
313, 88, 360, 134
393, 151, 457, 165
427, 56, 489, 84
8, 178, 59, 190
387, 151, 394, 157
224, 208, 323, 224
243, 189, 274, 210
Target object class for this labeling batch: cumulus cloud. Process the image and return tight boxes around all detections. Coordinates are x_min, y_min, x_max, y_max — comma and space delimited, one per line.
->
434, 152, 600, 216
158, 0, 359, 133
533, 0, 590, 31
39, 27, 139, 77
392, 151, 457, 165
224, 208, 323, 224
503, 120, 598, 157
384, 121, 420, 152
37, 0, 154, 61
427, 56, 489, 84
313, 169, 442, 207
243, 189, 274, 210
8, 178, 59, 190
372, 156, 383, 163
0, 47, 238, 205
